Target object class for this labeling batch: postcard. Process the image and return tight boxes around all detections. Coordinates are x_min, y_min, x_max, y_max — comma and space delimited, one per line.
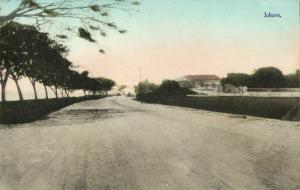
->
0, 0, 299, 189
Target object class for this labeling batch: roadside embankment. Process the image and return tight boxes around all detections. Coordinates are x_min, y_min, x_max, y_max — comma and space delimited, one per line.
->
137, 94, 300, 121
0, 96, 104, 124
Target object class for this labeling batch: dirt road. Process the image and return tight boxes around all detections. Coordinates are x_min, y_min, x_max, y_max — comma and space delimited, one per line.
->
0, 96, 300, 190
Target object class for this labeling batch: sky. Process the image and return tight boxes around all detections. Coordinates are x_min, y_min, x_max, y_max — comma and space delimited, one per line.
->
1, 0, 300, 99
67, 0, 299, 86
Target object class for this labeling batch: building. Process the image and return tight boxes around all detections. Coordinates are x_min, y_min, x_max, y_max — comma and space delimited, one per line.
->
175, 75, 221, 90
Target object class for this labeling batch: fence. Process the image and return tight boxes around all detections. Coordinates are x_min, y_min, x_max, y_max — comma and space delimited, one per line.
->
190, 88, 300, 97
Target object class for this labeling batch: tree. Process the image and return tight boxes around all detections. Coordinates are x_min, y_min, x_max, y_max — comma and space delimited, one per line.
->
78, 71, 90, 96
135, 79, 158, 95
0, 49, 10, 101
7, 37, 27, 100
95, 77, 115, 95
0, 21, 116, 101
0, 0, 139, 45
118, 84, 127, 94
159, 80, 181, 90
152, 80, 196, 96
250, 67, 285, 88
0, 22, 29, 101
285, 70, 300, 88
221, 73, 251, 87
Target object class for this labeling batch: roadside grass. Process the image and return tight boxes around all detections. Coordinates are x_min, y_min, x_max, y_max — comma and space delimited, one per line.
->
0, 96, 104, 124
137, 94, 300, 121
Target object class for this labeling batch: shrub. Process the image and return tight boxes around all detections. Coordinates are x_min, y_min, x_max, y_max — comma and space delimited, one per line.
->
154, 80, 196, 96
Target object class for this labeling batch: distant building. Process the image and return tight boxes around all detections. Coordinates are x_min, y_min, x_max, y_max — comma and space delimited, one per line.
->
175, 75, 221, 90
222, 84, 248, 94
109, 86, 135, 96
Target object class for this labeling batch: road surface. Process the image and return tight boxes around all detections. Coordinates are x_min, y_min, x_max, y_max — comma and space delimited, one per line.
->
0, 97, 300, 190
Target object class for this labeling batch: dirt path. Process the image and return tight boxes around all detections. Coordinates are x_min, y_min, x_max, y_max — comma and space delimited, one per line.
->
0, 96, 300, 190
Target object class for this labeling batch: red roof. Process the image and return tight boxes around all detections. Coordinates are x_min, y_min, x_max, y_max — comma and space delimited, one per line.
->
183, 75, 220, 81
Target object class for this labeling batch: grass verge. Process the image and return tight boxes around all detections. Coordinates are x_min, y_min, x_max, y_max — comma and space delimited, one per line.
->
0, 96, 104, 124
137, 94, 300, 121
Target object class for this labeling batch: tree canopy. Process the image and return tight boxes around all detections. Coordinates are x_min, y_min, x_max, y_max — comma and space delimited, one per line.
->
221, 67, 297, 88
134, 79, 158, 95
250, 67, 285, 88
0, 0, 139, 45
0, 22, 115, 101
221, 73, 251, 87
285, 70, 300, 88
153, 80, 196, 96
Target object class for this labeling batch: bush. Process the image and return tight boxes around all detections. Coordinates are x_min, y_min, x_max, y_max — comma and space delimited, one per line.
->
154, 80, 196, 96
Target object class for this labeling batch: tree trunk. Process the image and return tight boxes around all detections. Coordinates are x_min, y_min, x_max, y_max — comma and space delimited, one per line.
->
65, 90, 70, 98
49, 87, 58, 98
44, 85, 48, 99
55, 87, 58, 98
13, 78, 23, 100
60, 89, 64, 98
29, 79, 38, 99
1, 82, 6, 102
33, 83, 38, 99
0, 70, 9, 102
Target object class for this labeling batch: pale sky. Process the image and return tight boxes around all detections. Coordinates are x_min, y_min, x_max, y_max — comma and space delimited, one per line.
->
1, 0, 300, 99
67, 0, 299, 86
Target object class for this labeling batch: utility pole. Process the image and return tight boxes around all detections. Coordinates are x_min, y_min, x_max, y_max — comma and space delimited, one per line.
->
139, 66, 141, 85
139, 65, 142, 103
297, 68, 300, 105
297, 6, 300, 110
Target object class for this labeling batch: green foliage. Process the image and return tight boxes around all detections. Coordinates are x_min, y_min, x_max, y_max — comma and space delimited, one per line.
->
0, 22, 115, 101
118, 30, 127, 34
89, 25, 100, 30
285, 70, 300, 88
155, 80, 195, 95
100, 31, 106, 37
21, 0, 39, 8
135, 80, 158, 95
221, 73, 250, 87
56, 34, 68, 39
101, 12, 108, 16
96, 77, 116, 92
250, 67, 285, 88
90, 5, 101, 12
132, 1, 140, 5
222, 67, 293, 88
159, 80, 181, 90
78, 27, 96, 42
136, 80, 196, 97
0, 0, 139, 48
99, 49, 105, 54
107, 23, 117, 28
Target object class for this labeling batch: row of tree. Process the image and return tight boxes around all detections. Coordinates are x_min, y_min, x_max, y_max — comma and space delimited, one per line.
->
135, 79, 196, 96
221, 67, 300, 88
0, 22, 115, 102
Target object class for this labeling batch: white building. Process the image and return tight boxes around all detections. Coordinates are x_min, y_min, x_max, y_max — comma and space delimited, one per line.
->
175, 75, 221, 94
